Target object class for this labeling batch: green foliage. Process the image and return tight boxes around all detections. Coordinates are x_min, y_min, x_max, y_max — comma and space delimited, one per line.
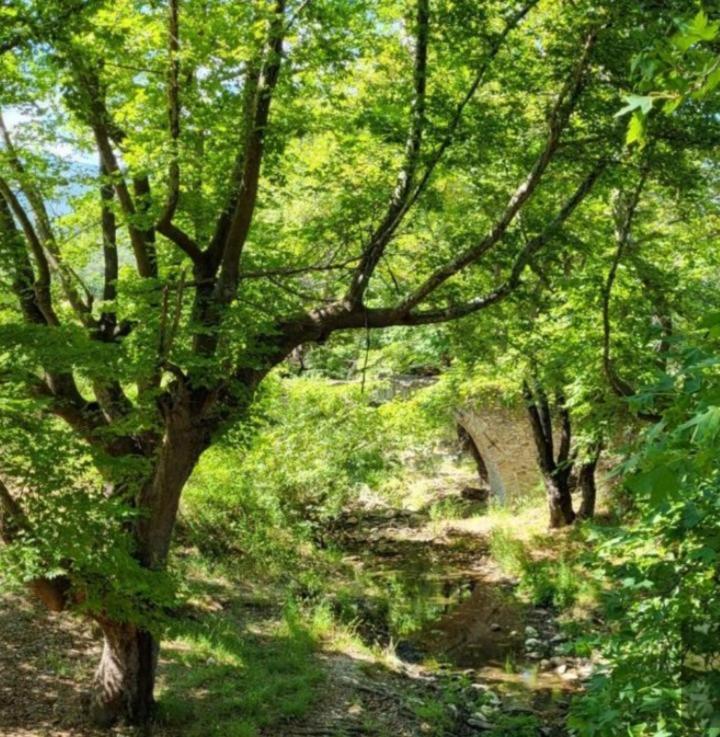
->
621, 7, 720, 144
158, 600, 324, 737
180, 374, 444, 566
570, 334, 720, 737
489, 530, 582, 609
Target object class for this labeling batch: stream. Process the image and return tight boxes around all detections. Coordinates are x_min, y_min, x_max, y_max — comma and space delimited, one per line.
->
331, 502, 587, 726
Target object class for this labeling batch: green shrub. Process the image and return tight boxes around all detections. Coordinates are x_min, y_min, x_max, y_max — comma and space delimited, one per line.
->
489, 529, 580, 609
179, 374, 442, 571
569, 336, 720, 737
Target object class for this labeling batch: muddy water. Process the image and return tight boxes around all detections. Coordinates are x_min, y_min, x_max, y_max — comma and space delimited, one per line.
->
338, 514, 578, 708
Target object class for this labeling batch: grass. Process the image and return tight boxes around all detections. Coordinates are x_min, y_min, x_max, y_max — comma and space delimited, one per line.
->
486, 492, 606, 618
155, 571, 327, 737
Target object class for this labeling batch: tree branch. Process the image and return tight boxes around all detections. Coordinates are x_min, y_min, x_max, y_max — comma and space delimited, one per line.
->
1, 112, 95, 321
396, 27, 599, 313
602, 175, 647, 399
0, 178, 57, 325
213, 0, 286, 301
345, 0, 429, 307
401, 0, 541, 218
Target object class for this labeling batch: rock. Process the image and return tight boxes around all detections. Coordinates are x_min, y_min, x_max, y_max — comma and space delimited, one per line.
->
550, 633, 568, 644
524, 625, 539, 638
461, 486, 490, 502
561, 670, 580, 681
503, 704, 536, 715
525, 637, 543, 649
468, 714, 494, 730
555, 663, 568, 675
490, 623, 502, 632
527, 651, 543, 659
539, 659, 551, 670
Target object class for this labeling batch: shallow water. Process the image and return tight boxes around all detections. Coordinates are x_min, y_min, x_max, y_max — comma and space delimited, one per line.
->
339, 515, 578, 709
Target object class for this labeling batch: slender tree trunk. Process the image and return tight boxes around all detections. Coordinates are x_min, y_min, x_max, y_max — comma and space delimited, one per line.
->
523, 380, 576, 528
544, 472, 575, 528
577, 447, 600, 520
90, 621, 158, 726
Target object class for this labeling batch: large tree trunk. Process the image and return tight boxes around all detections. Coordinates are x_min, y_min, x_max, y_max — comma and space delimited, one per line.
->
90, 621, 158, 726
88, 398, 212, 725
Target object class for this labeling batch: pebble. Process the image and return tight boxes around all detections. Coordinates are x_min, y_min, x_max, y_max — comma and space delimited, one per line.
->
561, 670, 580, 681
524, 625, 539, 638
490, 623, 502, 631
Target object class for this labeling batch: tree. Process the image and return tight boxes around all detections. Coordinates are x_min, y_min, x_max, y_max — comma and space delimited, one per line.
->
0, 0, 685, 725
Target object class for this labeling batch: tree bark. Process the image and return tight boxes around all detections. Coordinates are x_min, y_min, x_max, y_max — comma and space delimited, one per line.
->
523, 380, 576, 528
577, 446, 600, 520
87, 396, 213, 725
544, 473, 575, 528
90, 621, 157, 726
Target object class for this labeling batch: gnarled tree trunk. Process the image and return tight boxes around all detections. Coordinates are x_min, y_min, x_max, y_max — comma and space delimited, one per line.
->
90, 622, 158, 726
88, 396, 213, 725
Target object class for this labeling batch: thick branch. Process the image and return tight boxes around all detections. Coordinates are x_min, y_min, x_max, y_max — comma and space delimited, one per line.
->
214, 0, 286, 300
0, 179, 57, 324
99, 159, 118, 337
159, 0, 181, 226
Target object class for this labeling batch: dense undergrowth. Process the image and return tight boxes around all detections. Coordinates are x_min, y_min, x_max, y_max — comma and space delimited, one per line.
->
170, 340, 720, 737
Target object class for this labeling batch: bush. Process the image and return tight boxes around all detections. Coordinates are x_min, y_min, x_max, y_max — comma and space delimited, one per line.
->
569, 336, 720, 737
488, 529, 579, 609
179, 374, 441, 570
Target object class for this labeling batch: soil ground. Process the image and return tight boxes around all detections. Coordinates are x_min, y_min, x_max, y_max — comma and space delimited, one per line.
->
0, 467, 591, 737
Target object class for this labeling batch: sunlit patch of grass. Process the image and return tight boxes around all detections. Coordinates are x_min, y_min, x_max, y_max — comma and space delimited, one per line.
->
156, 602, 325, 736
488, 519, 603, 617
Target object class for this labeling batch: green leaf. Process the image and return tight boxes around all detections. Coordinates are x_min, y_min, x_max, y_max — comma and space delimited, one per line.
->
626, 111, 647, 145
617, 94, 655, 117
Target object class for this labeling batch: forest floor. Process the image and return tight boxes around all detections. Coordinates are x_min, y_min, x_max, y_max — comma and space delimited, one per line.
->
0, 462, 599, 737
